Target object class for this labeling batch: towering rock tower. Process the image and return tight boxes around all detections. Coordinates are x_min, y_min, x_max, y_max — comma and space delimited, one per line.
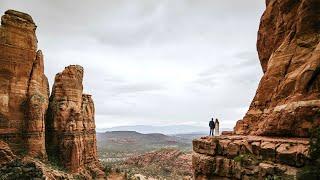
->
192, 0, 319, 179
0, 10, 104, 179
46, 65, 103, 177
0, 10, 49, 159
234, 0, 320, 137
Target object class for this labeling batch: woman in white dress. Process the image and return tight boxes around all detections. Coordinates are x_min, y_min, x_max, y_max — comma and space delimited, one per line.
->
215, 118, 219, 136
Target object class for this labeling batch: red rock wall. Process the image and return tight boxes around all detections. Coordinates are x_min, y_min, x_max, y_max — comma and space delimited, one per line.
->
235, 0, 320, 137
0, 10, 103, 178
46, 66, 103, 177
0, 10, 49, 159
192, 136, 310, 179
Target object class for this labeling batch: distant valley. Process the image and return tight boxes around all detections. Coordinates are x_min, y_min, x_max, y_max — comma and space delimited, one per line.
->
96, 131, 207, 179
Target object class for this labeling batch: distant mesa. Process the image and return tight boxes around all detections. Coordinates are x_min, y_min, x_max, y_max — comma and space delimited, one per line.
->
99, 125, 216, 135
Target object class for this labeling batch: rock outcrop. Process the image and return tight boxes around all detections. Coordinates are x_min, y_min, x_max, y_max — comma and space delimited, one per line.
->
193, 136, 310, 179
0, 140, 74, 179
193, 0, 319, 179
0, 10, 49, 159
46, 65, 104, 177
0, 10, 104, 179
234, 0, 320, 137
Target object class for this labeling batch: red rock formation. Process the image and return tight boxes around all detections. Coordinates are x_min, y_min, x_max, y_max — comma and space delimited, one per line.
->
0, 10, 49, 159
0, 140, 17, 166
192, 1, 319, 179
0, 10, 104, 179
234, 0, 320, 137
192, 136, 310, 179
0, 140, 76, 179
46, 65, 104, 178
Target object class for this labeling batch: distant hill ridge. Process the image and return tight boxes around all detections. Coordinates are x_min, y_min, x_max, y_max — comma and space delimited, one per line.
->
97, 125, 231, 134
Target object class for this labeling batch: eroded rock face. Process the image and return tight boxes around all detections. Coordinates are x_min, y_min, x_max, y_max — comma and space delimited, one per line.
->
234, 0, 320, 137
0, 140, 17, 166
192, 136, 310, 179
46, 65, 104, 177
0, 9, 104, 179
0, 10, 49, 159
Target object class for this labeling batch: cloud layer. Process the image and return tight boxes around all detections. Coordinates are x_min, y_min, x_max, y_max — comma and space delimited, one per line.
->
0, 0, 265, 129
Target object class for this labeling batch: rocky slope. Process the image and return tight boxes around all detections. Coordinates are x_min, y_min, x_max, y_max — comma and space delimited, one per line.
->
0, 10, 104, 179
234, 0, 320, 137
117, 148, 192, 179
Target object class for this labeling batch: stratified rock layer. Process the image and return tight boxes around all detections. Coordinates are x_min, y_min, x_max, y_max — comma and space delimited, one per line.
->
0, 10, 104, 179
0, 10, 49, 159
234, 0, 320, 137
46, 65, 104, 178
192, 136, 310, 179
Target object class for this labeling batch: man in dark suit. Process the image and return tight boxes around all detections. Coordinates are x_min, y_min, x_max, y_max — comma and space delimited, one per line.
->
209, 118, 215, 136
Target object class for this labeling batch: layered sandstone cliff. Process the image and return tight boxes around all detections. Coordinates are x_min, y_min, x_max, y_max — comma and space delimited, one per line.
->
0, 10, 49, 159
46, 65, 104, 177
234, 0, 320, 137
193, 0, 319, 179
193, 136, 309, 179
0, 10, 104, 179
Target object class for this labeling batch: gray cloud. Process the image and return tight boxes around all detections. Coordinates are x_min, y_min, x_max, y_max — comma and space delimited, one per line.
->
0, 0, 265, 129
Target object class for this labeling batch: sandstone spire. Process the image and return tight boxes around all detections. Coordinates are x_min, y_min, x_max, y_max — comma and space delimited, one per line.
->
0, 10, 49, 159
46, 65, 104, 177
0, 10, 104, 179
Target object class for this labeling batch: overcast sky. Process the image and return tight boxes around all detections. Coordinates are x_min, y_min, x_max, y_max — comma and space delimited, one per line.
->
0, 0, 265, 130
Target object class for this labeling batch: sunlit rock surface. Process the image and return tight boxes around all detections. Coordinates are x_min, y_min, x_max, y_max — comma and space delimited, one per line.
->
0, 10, 105, 179
193, 0, 319, 179
0, 9, 49, 159
234, 0, 320, 137
46, 65, 104, 178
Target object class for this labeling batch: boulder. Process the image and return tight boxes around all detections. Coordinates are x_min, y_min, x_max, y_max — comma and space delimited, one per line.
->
192, 137, 217, 156
192, 152, 216, 179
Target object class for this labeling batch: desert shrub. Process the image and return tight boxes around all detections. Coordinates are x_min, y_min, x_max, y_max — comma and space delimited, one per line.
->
104, 164, 112, 176
115, 167, 121, 173
265, 175, 281, 180
48, 156, 66, 172
233, 153, 259, 166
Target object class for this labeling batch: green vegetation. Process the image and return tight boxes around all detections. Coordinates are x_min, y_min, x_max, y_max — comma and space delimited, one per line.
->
297, 127, 320, 180
104, 164, 112, 177
265, 175, 281, 180
233, 153, 260, 166
103, 148, 192, 179
47, 156, 66, 172
97, 132, 198, 179
97, 131, 192, 162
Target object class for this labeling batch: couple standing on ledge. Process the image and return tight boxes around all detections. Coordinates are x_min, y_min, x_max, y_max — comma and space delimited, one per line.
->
209, 117, 219, 136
